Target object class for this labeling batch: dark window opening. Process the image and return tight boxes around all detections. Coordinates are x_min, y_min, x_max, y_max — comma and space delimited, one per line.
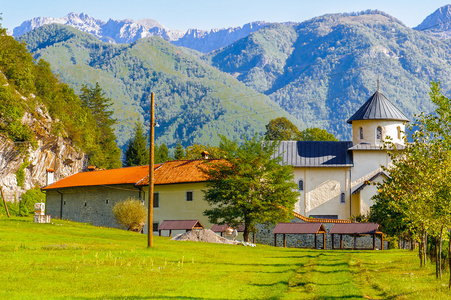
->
106, 199, 109, 204
153, 222, 159, 232
377, 126, 382, 140
153, 192, 159, 208
186, 191, 193, 201
298, 180, 304, 191
309, 215, 338, 219
84, 202, 87, 207
340, 193, 346, 204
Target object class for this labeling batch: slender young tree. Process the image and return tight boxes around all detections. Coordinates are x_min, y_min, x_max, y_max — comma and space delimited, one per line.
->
201, 134, 299, 242
124, 122, 149, 167
371, 82, 451, 284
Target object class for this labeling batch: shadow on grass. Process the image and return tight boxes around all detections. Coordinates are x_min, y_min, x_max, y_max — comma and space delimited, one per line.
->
72, 297, 247, 300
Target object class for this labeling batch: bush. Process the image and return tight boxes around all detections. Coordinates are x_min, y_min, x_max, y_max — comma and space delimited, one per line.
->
112, 198, 147, 232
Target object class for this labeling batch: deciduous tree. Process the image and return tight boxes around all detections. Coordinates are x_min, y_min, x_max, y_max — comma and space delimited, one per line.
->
201, 134, 299, 242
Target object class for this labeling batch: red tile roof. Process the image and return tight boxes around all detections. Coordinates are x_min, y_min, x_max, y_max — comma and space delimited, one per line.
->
42, 159, 222, 190
273, 222, 326, 234
138, 159, 224, 186
42, 165, 156, 190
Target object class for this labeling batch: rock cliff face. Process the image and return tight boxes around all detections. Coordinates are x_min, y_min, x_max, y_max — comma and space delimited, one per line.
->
0, 106, 86, 202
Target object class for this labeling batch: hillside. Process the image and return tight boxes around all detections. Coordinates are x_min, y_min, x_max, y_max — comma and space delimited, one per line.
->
205, 11, 451, 139
20, 24, 298, 149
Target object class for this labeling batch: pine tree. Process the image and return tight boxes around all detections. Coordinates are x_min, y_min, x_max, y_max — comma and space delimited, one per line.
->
173, 140, 185, 160
155, 143, 169, 163
124, 122, 149, 167
80, 83, 121, 169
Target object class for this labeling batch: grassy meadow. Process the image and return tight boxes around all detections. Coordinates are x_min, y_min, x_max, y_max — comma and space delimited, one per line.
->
0, 216, 450, 299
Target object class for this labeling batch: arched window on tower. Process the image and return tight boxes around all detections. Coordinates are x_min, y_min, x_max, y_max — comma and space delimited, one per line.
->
359, 127, 363, 140
298, 179, 304, 191
376, 126, 382, 141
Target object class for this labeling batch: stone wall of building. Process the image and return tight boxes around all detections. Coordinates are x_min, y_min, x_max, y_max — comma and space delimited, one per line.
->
255, 220, 388, 250
45, 185, 142, 228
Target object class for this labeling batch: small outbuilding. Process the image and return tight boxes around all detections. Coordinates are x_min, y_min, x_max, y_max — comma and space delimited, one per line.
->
273, 222, 327, 249
158, 220, 204, 237
329, 223, 383, 250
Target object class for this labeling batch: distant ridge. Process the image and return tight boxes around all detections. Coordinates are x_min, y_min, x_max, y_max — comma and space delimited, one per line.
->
414, 5, 451, 39
13, 12, 268, 53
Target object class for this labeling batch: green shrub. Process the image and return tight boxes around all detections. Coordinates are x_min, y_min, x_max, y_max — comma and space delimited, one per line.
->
15, 160, 30, 188
112, 198, 147, 232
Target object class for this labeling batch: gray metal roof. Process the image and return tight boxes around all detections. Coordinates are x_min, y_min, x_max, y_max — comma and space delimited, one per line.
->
273, 222, 326, 234
347, 91, 410, 124
275, 141, 354, 167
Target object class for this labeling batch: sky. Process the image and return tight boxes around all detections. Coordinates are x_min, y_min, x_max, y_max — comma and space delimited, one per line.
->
2, 0, 451, 32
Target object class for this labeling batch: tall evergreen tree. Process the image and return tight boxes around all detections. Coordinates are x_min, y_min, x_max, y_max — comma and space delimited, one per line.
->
124, 122, 149, 167
173, 140, 185, 160
80, 83, 121, 169
155, 143, 169, 163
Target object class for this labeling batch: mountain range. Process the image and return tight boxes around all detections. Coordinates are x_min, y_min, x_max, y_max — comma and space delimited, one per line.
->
13, 5, 451, 149
13, 12, 268, 53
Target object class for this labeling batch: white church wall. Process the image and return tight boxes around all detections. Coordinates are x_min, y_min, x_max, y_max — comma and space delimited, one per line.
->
293, 167, 350, 219
352, 119, 405, 146
351, 150, 389, 183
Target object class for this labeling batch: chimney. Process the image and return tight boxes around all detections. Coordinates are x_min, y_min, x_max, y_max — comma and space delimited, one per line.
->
201, 151, 209, 160
46, 168, 54, 186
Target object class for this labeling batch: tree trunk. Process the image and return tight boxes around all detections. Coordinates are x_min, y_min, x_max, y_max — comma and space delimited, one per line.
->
424, 232, 428, 267
419, 236, 423, 267
243, 225, 250, 242
435, 236, 439, 279
448, 229, 451, 289
439, 229, 443, 279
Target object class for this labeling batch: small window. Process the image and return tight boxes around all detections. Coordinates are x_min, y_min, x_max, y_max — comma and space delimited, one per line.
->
153, 222, 159, 232
359, 127, 363, 140
153, 192, 159, 208
63, 201, 66, 205
186, 191, 193, 201
340, 193, 346, 204
298, 179, 304, 191
105, 199, 109, 205
376, 126, 382, 140
84, 202, 87, 207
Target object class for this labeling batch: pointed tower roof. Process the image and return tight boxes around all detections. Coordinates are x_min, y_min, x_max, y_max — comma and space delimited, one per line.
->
347, 91, 409, 124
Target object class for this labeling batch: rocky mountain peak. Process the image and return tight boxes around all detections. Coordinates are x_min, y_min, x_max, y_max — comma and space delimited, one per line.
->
414, 5, 451, 38
13, 13, 267, 52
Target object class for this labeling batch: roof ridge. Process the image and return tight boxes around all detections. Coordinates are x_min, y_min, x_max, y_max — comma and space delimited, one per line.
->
293, 211, 351, 223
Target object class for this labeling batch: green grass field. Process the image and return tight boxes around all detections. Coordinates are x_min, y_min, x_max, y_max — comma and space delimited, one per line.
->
0, 216, 450, 299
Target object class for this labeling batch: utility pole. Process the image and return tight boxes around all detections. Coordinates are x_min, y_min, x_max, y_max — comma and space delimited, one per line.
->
148, 93, 155, 248
1, 186, 10, 218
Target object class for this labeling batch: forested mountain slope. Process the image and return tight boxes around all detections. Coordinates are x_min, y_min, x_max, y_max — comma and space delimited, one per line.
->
205, 11, 451, 139
20, 24, 298, 149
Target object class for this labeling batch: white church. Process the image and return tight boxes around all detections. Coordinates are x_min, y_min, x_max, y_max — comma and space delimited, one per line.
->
275, 89, 409, 220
